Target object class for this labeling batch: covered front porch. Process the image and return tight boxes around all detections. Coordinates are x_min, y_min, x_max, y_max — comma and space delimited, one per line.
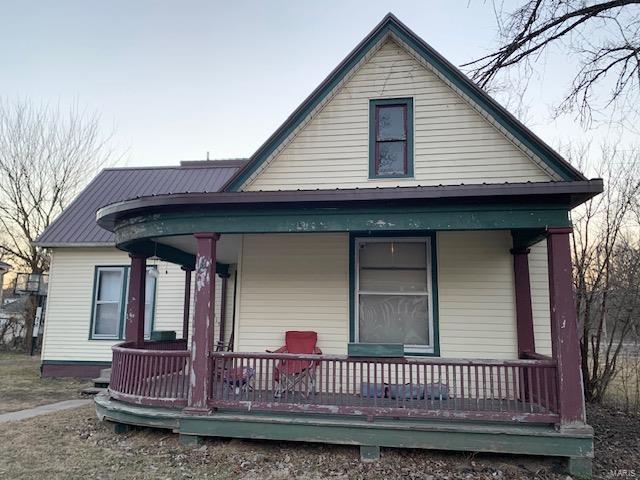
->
94, 182, 599, 475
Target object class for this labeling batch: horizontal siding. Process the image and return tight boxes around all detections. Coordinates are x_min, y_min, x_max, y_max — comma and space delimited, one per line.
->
437, 231, 518, 359
41, 247, 225, 363
529, 241, 552, 356
246, 39, 551, 191
236, 234, 349, 354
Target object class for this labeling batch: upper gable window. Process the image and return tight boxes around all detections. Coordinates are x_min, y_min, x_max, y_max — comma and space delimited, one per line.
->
369, 98, 414, 178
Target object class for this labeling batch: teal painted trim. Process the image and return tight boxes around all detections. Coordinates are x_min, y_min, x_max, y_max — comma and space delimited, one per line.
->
348, 234, 356, 342
225, 17, 582, 191
348, 343, 404, 357
42, 360, 112, 366
95, 393, 594, 463
119, 266, 130, 340
88, 265, 158, 341
348, 231, 440, 357
225, 25, 391, 191
114, 204, 571, 245
368, 98, 414, 179
430, 233, 441, 357
124, 238, 229, 274
511, 229, 548, 249
385, 22, 580, 181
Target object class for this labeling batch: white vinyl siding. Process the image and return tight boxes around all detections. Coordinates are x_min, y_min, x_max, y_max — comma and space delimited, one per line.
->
529, 241, 552, 356
235, 234, 349, 355
437, 231, 518, 359
41, 248, 226, 363
245, 39, 552, 191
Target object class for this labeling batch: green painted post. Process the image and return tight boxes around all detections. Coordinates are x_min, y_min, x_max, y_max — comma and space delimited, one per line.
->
360, 445, 380, 462
179, 434, 203, 446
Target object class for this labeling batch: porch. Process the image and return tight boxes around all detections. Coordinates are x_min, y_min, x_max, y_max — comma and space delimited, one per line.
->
94, 182, 600, 476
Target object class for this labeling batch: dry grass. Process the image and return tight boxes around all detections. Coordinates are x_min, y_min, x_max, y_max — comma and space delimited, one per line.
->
0, 404, 574, 480
0, 352, 90, 413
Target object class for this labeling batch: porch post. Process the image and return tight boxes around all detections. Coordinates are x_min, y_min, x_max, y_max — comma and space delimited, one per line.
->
125, 253, 147, 347
181, 266, 193, 340
546, 227, 586, 425
186, 232, 219, 413
510, 247, 535, 357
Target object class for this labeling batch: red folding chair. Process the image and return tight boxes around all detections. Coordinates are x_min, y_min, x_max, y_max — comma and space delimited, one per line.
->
267, 331, 322, 398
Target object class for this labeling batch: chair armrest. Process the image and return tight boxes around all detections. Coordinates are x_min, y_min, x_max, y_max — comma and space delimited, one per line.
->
266, 346, 288, 353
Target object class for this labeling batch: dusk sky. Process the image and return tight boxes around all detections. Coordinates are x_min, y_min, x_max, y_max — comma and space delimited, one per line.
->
1, 1, 617, 169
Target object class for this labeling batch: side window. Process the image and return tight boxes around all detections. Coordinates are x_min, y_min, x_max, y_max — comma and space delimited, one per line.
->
91, 267, 126, 339
90, 266, 157, 340
369, 98, 413, 178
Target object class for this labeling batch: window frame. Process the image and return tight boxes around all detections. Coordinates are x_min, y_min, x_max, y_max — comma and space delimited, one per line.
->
369, 97, 414, 179
89, 265, 158, 341
349, 232, 440, 357
89, 266, 128, 340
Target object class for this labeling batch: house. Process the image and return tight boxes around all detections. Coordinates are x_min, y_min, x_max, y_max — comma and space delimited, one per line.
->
35, 160, 245, 377
37, 14, 603, 477
0, 260, 10, 305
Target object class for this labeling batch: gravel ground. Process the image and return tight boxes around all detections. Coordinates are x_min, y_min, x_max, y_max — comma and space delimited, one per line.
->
0, 402, 637, 479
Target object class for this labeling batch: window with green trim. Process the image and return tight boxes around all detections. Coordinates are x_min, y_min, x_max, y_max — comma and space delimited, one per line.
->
90, 266, 157, 340
355, 237, 434, 354
369, 98, 414, 178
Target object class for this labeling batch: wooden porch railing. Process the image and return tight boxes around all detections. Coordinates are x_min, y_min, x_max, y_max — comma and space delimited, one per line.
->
208, 352, 559, 423
109, 340, 191, 407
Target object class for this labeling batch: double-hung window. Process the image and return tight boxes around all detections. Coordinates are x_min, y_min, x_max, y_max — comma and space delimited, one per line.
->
369, 98, 413, 178
355, 237, 435, 354
90, 266, 157, 340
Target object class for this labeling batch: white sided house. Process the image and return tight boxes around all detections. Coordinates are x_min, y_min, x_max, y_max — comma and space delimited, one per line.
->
37, 14, 602, 477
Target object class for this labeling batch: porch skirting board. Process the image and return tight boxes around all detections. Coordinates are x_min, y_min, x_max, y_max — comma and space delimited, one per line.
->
41, 360, 111, 379
94, 393, 594, 477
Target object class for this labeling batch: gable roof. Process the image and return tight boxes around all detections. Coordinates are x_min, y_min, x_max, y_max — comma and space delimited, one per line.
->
35, 160, 245, 247
223, 13, 586, 191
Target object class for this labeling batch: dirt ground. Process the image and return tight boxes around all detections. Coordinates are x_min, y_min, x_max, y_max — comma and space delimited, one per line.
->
0, 352, 90, 413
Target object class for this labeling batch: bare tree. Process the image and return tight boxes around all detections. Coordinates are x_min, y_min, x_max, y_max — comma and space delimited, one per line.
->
0, 99, 116, 272
570, 145, 640, 402
464, 1, 640, 126
0, 98, 117, 348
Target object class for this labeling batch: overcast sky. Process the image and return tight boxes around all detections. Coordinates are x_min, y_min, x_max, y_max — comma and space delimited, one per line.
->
1, 1, 618, 169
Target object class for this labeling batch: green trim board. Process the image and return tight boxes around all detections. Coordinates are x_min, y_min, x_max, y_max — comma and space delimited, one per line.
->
42, 360, 112, 366
224, 14, 584, 191
348, 343, 404, 357
88, 265, 157, 341
369, 98, 414, 179
114, 203, 571, 246
94, 394, 594, 478
348, 231, 440, 357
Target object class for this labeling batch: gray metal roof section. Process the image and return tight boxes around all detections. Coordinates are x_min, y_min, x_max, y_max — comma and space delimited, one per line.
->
36, 161, 245, 247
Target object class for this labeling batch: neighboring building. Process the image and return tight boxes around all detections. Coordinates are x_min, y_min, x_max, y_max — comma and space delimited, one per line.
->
37, 14, 602, 477
0, 261, 10, 305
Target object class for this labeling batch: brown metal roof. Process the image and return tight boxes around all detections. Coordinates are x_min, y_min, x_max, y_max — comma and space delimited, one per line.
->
36, 162, 245, 247
96, 179, 604, 232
